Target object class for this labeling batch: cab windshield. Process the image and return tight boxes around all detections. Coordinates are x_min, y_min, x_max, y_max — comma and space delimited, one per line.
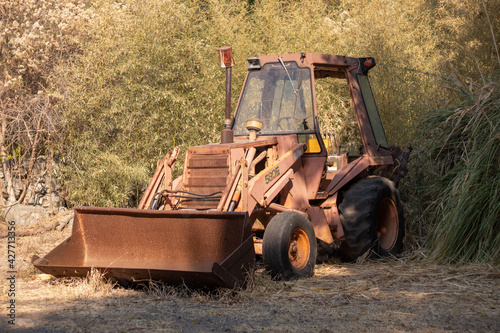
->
233, 61, 314, 136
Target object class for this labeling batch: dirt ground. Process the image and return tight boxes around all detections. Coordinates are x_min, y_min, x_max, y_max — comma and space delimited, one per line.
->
1, 221, 499, 332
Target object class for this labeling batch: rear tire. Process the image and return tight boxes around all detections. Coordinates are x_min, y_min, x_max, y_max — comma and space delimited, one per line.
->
262, 211, 316, 279
339, 176, 404, 261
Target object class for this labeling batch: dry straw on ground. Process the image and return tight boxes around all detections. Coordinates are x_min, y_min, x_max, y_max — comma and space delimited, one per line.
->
1, 224, 498, 332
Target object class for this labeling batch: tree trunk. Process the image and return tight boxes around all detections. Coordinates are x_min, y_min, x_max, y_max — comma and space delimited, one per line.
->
46, 143, 54, 214
19, 112, 43, 205
0, 110, 16, 204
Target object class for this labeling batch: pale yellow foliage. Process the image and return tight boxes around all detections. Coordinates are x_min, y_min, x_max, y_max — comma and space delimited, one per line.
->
0, 0, 93, 90
2, 0, 498, 206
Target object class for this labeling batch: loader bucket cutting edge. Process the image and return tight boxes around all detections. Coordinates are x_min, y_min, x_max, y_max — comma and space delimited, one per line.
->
32, 206, 255, 289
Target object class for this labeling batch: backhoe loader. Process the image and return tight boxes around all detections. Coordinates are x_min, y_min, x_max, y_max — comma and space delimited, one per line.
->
33, 48, 410, 288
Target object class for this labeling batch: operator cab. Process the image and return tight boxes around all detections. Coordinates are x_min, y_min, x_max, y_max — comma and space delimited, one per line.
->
232, 53, 389, 199
233, 60, 315, 137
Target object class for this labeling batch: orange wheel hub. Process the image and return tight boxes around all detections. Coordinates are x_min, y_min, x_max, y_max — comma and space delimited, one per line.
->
376, 197, 399, 252
288, 228, 310, 270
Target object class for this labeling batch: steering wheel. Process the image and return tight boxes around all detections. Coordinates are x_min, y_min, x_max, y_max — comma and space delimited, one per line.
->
277, 117, 293, 131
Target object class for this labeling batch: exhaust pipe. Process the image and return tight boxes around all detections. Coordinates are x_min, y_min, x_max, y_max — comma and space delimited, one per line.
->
218, 46, 234, 144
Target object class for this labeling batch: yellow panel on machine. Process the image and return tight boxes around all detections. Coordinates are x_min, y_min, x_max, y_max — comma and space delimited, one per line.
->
302, 134, 329, 153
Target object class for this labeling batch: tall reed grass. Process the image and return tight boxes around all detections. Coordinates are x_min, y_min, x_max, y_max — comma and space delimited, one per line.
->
424, 76, 499, 264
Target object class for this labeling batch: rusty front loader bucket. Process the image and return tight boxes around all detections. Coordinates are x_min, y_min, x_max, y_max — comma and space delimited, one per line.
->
32, 207, 255, 289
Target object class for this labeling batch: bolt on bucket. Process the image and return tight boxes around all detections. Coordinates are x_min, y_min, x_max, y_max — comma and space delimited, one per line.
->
32, 206, 255, 289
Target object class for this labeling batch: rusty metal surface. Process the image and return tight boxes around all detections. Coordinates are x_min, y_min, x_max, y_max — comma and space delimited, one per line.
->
32, 206, 255, 288
217, 137, 278, 149
248, 143, 305, 210
138, 148, 180, 210
301, 156, 327, 199
323, 155, 394, 197
179, 149, 230, 209
307, 207, 335, 244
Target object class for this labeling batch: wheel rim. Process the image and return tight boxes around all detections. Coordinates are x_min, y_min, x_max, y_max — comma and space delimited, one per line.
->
376, 198, 399, 252
288, 228, 310, 270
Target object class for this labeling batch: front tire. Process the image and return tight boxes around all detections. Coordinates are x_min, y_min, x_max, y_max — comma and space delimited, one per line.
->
262, 211, 316, 279
339, 176, 405, 261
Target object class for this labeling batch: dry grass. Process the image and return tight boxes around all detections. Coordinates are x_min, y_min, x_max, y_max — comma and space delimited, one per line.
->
67, 268, 117, 297
0, 191, 497, 331
1, 220, 498, 331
